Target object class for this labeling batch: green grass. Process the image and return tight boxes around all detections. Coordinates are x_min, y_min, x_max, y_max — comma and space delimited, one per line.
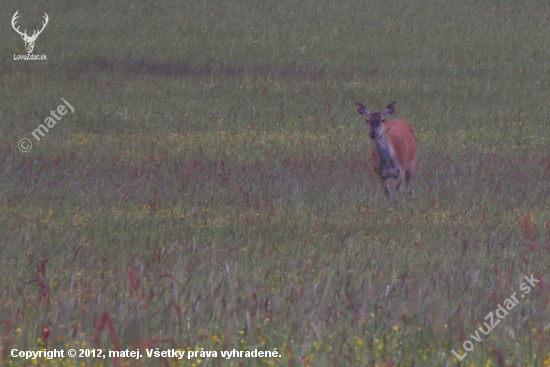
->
1, 0, 550, 366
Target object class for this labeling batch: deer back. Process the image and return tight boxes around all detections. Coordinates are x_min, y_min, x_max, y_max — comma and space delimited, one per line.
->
371, 119, 417, 174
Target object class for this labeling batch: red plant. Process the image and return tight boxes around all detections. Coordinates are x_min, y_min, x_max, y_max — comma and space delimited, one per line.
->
42, 327, 51, 341
93, 312, 121, 366
36, 256, 50, 307
239, 187, 251, 207
1, 318, 13, 360
127, 266, 142, 302
522, 212, 534, 241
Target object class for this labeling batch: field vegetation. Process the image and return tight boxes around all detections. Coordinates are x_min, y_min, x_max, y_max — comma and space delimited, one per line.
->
1, 0, 550, 365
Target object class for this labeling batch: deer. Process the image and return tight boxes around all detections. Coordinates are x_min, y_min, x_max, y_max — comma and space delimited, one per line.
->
11, 11, 49, 54
355, 101, 417, 197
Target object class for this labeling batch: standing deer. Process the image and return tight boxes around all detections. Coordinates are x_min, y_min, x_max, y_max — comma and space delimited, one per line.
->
11, 11, 49, 54
355, 101, 417, 197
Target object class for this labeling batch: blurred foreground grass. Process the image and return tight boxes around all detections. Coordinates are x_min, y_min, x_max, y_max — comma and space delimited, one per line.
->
1, 0, 550, 365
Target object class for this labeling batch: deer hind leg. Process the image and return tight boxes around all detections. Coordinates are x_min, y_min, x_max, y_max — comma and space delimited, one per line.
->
393, 169, 404, 193
404, 169, 413, 195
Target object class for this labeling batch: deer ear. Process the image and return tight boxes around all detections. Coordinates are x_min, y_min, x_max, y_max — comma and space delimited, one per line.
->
355, 103, 370, 117
385, 101, 397, 115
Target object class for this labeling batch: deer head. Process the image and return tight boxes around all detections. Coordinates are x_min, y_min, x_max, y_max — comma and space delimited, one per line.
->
12, 11, 49, 54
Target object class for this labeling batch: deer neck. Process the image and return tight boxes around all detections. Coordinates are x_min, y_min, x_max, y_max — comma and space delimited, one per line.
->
373, 132, 398, 170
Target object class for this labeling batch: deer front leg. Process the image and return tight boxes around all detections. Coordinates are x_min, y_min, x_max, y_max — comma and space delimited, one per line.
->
381, 178, 391, 197
379, 168, 399, 197
381, 168, 400, 180
394, 169, 404, 193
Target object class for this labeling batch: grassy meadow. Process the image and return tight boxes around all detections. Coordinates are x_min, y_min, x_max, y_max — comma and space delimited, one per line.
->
2, 0, 550, 365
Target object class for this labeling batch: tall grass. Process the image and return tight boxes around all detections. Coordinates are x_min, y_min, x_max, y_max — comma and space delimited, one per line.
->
1, 0, 550, 365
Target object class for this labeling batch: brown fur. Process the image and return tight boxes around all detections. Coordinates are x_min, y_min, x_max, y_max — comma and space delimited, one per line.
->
356, 101, 417, 197
370, 119, 417, 195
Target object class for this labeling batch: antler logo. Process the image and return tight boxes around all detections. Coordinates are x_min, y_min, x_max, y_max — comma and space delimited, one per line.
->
11, 11, 49, 54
